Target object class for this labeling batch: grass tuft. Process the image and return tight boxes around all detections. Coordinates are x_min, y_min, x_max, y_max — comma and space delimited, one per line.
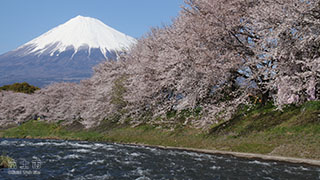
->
0, 155, 16, 168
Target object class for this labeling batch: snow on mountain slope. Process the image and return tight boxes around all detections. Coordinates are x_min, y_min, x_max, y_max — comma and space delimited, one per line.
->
18, 15, 137, 58
0, 15, 137, 87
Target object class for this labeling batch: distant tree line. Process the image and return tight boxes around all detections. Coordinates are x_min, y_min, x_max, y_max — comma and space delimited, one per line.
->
0, 82, 39, 94
0, 0, 319, 129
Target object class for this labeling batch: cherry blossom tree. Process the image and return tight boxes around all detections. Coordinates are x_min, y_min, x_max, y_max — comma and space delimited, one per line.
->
1, 0, 319, 129
244, 0, 320, 107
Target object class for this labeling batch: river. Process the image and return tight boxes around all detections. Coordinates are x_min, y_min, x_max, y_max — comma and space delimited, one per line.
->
0, 138, 319, 179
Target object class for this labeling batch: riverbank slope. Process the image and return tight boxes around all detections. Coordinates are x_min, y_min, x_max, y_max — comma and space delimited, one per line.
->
0, 101, 319, 163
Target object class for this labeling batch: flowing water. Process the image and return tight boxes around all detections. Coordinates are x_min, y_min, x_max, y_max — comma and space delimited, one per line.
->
0, 138, 319, 179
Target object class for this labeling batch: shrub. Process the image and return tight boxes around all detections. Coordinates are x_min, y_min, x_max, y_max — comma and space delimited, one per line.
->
0, 155, 16, 168
0, 82, 40, 94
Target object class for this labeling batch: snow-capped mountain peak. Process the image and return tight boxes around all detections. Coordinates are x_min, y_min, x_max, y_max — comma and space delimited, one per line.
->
18, 15, 137, 58
0, 15, 137, 87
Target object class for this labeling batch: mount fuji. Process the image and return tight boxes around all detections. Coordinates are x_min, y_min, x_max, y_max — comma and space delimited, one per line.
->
0, 15, 136, 87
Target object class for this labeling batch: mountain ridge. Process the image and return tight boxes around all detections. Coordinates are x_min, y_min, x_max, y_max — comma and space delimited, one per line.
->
0, 15, 136, 87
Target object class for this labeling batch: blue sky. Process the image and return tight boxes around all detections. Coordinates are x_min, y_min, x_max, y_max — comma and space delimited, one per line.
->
0, 0, 183, 54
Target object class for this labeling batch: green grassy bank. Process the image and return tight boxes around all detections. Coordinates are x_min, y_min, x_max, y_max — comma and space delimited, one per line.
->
0, 101, 319, 160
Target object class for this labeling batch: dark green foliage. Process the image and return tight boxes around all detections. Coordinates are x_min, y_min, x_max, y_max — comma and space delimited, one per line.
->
166, 110, 177, 119
0, 82, 40, 94
193, 107, 202, 117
